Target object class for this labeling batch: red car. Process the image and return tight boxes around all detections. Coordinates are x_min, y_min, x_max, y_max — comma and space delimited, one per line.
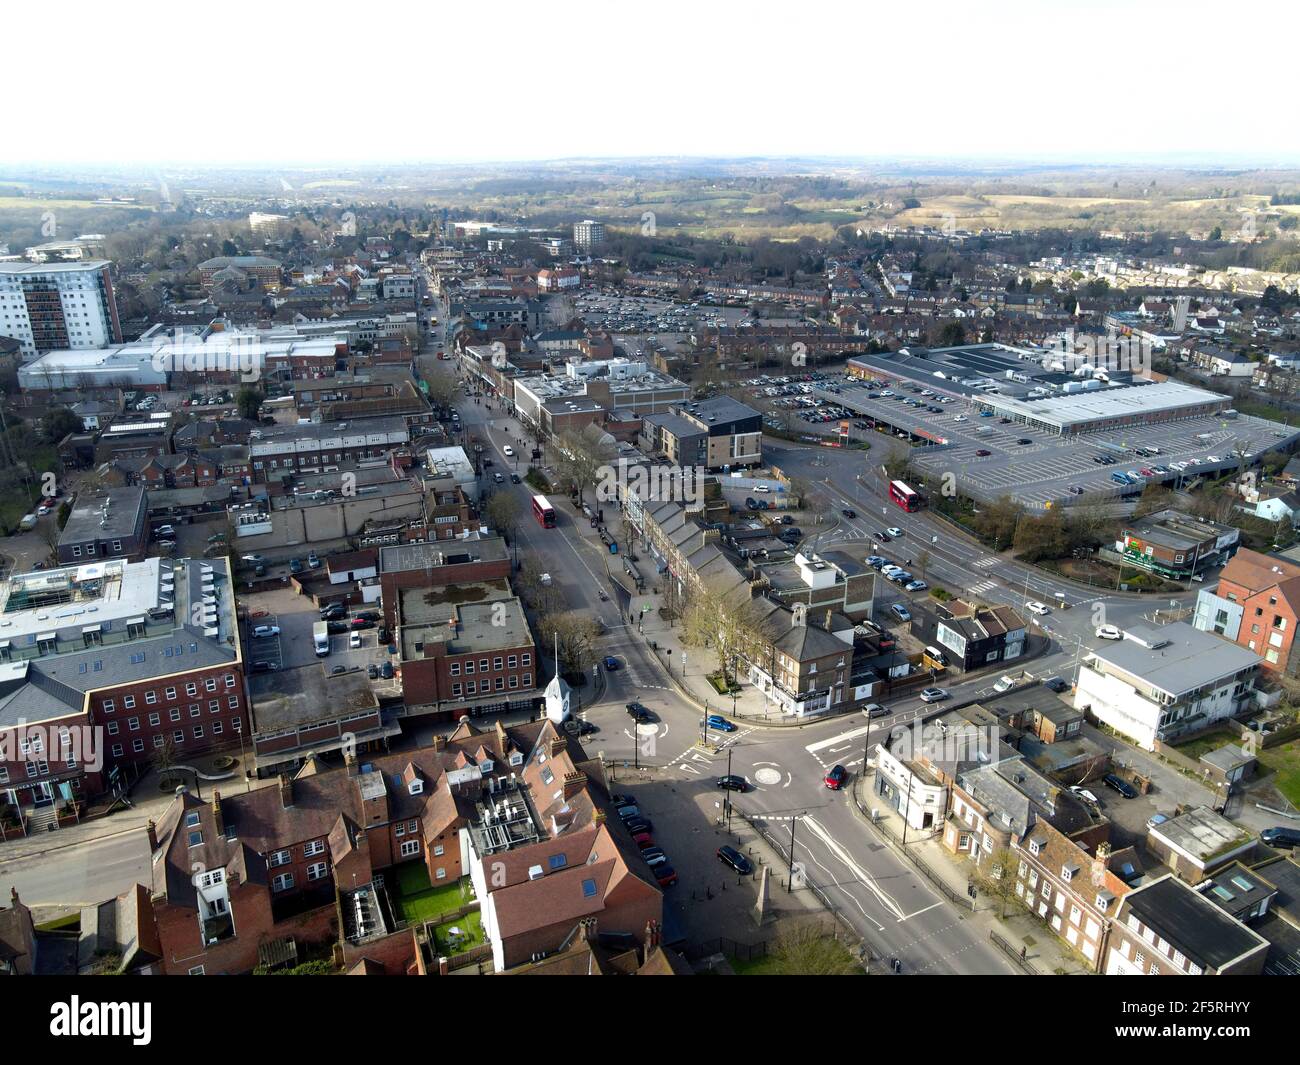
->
654, 866, 678, 888
1140, 467, 1154, 477
824, 764, 847, 790
633, 831, 654, 848
975, 449, 991, 457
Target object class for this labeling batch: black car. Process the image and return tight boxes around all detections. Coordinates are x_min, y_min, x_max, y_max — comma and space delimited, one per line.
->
367, 663, 380, 679
1262, 827, 1300, 849
841, 508, 857, 519
327, 620, 349, 635
355, 611, 381, 623
1103, 773, 1138, 799
380, 661, 394, 679
320, 602, 345, 619
1043, 676, 1070, 693
611, 793, 635, 808
510, 473, 521, 484
624, 817, 654, 835
717, 845, 754, 875
1016, 438, 1032, 445
625, 702, 651, 722
717, 775, 748, 792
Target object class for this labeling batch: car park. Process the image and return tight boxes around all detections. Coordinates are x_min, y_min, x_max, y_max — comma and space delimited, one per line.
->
717, 845, 754, 875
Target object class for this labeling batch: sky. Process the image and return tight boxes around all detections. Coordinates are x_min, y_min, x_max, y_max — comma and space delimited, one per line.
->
7, 0, 1300, 168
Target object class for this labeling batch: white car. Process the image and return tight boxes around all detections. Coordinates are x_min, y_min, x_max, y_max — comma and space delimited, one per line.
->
919, 687, 949, 703
251, 625, 280, 638
1025, 601, 1050, 616
503, 445, 514, 457
349, 632, 362, 649
886, 527, 903, 538
1095, 624, 1122, 640
1069, 786, 1100, 805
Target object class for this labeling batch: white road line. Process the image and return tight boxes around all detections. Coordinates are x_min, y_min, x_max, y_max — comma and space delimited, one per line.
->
805, 723, 873, 755
800, 815, 909, 922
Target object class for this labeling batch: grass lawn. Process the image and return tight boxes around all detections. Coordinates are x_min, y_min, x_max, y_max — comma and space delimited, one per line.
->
1258, 740, 1300, 807
729, 953, 782, 975
1172, 730, 1240, 762
433, 910, 484, 955
391, 862, 471, 924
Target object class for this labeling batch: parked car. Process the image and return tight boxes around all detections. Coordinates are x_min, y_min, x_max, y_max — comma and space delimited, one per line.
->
889, 603, 912, 622
642, 849, 670, 868
704, 714, 737, 733
1069, 786, 1099, 805
1262, 827, 1300, 848
1095, 624, 1122, 640
380, 662, 394, 679
654, 866, 678, 888
824, 764, 847, 790
863, 703, 889, 718
1103, 773, 1138, 799
349, 617, 375, 630
251, 625, 280, 638
1146, 813, 1170, 831
717, 845, 754, 875
1043, 676, 1069, 693
919, 687, 948, 703
624, 817, 653, 835
716, 775, 748, 792
905, 579, 927, 592
616, 804, 642, 821
307, 552, 321, 569
290, 558, 304, 574
349, 632, 362, 649
975, 449, 992, 457
320, 602, 346, 619
992, 675, 1016, 693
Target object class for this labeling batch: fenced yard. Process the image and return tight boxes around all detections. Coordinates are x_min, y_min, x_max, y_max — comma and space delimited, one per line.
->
392, 863, 474, 925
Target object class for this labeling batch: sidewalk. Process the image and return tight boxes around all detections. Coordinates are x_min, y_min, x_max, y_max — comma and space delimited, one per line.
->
851, 768, 1092, 975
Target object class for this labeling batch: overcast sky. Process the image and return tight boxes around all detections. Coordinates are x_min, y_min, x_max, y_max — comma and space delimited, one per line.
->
9, 0, 1299, 168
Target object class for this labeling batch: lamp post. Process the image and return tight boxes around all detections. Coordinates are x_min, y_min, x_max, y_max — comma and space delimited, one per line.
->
787, 813, 802, 893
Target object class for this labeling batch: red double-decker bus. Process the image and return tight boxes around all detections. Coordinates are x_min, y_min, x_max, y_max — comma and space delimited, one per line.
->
888, 480, 923, 512
531, 494, 556, 528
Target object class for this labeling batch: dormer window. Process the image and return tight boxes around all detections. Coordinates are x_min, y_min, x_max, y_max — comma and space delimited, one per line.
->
1061, 864, 1078, 883
509, 751, 523, 766
1028, 839, 1041, 856
408, 779, 424, 795
480, 760, 494, 774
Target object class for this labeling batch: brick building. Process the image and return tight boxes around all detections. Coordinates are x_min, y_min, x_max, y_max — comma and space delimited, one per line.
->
1194, 547, 1300, 675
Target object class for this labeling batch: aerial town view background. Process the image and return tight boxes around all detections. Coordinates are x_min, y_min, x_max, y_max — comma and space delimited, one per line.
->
0, 4, 1295, 1031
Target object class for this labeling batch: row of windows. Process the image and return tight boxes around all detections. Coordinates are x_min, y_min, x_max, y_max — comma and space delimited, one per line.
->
101, 675, 237, 713
104, 698, 240, 732
110, 720, 239, 755
448, 653, 530, 677
451, 673, 530, 699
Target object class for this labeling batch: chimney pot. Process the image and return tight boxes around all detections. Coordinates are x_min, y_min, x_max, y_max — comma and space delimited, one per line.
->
279, 774, 293, 809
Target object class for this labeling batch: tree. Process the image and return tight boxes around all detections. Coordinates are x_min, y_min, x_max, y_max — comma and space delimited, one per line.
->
551, 428, 614, 505
1134, 481, 1174, 518
483, 490, 521, 543
936, 321, 966, 348
535, 611, 603, 680
235, 387, 264, 420
42, 407, 82, 443
976, 847, 1026, 919
769, 919, 863, 975
681, 583, 766, 687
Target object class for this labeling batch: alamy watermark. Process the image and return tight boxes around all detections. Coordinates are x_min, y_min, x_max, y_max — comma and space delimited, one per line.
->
149, 328, 264, 383
594, 460, 705, 505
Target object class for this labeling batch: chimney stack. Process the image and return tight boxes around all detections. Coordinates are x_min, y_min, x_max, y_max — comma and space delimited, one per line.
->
495, 719, 508, 753
146, 819, 158, 850
549, 735, 566, 757
562, 770, 586, 800
431, 734, 446, 752
211, 791, 223, 837
644, 919, 661, 952
279, 774, 293, 810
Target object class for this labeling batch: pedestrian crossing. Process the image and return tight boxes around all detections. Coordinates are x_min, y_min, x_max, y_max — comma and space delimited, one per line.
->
972, 557, 1000, 569
966, 578, 998, 596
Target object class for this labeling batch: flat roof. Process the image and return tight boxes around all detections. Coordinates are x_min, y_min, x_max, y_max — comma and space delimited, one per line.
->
1149, 805, 1254, 864
59, 487, 146, 543
1088, 623, 1259, 697
1124, 875, 1267, 971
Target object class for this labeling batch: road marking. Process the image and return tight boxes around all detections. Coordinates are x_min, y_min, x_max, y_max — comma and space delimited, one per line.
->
800, 815, 908, 922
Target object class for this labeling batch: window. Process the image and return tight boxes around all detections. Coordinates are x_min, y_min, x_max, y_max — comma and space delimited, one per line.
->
451, 683, 462, 698
581, 878, 598, 898
128, 717, 140, 731
174, 731, 185, 744
188, 966, 205, 976
394, 822, 406, 837
170, 708, 181, 722
307, 862, 329, 881
433, 844, 445, 857
493, 656, 503, 671
450, 662, 460, 676
272, 873, 294, 893
148, 712, 161, 726
193, 725, 203, 739
209, 701, 220, 714
145, 690, 157, 704
165, 687, 177, 700
102, 699, 115, 714
123, 695, 135, 709
269, 849, 291, 867
400, 839, 419, 858
107, 721, 119, 735
304, 840, 325, 857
